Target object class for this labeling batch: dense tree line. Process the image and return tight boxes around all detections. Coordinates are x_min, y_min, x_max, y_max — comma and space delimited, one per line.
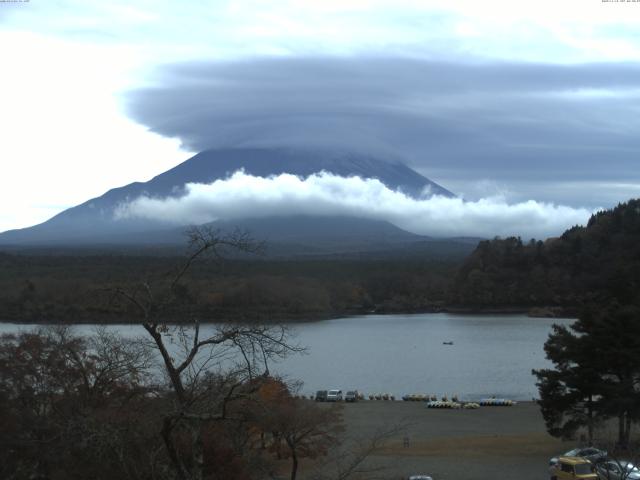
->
4, 199, 640, 323
534, 303, 640, 447
450, 199, 640, 313
0, 253, 456, 323
521, 201, 640, 447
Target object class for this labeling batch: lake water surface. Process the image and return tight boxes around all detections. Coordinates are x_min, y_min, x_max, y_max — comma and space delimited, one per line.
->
0, 313, 572, 400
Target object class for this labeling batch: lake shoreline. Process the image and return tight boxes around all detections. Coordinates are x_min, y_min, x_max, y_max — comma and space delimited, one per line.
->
1, 313, 569, 400
0, 304, 576, 325
0, 314, 573, 326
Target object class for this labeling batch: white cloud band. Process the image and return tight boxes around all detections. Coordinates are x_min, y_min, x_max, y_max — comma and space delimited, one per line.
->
114, 171, 593, 239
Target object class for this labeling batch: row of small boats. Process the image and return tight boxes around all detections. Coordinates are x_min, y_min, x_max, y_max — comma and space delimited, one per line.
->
479, 398, 516, 406
402, 394, 460, 402
403, 395, 516, 406
296, 392, 516, 405
368, 393, 396, 400
426, 401, 481, 409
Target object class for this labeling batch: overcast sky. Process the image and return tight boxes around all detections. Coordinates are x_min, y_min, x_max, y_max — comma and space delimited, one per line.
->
2, 0, 640, 235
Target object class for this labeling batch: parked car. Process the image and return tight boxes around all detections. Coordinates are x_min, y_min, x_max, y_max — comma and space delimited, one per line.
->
596, 460, 640, 480
326, 389, 343, 402
315, 390, 328, 402
549, 456, 598, 480
345, 390, 359, 402
550, 447, 608, 467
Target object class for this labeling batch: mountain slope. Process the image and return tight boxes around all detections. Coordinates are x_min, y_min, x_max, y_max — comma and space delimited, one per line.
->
0, 147, 453, 246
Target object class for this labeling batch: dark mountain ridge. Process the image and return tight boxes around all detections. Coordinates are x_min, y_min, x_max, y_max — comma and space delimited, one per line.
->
0, 147, 454, 249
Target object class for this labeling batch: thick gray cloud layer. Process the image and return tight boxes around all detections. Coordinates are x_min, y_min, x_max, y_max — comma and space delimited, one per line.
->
126, 57, 640, 203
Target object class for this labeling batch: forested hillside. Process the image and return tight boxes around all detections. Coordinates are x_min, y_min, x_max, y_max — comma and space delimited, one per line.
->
0, 253, 456, 323
4, 199, 640, 323
450, 199, 640, 314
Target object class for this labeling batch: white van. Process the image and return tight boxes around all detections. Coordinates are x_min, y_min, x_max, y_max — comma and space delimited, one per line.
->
326, 389, 343, 402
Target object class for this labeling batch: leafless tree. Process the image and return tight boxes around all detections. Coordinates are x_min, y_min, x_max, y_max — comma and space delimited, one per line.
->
310, 423, 409, 480
109, 226, 303, 480
0, 326, 156, 480
256, 393, 344, 480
